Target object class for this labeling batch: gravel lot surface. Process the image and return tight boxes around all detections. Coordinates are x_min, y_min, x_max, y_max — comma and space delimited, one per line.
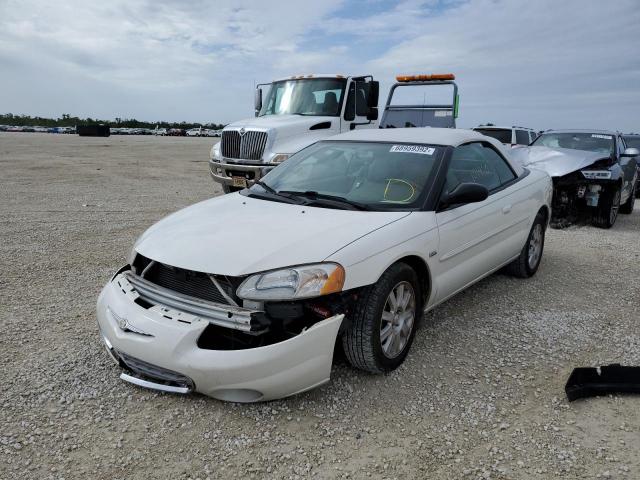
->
1, 132, 639, 480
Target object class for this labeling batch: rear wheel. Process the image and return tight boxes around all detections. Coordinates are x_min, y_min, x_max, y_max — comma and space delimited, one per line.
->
342, 263, 422, 373
592, 185, 621, 228
620, 184, 636, 214
505, 211, 546, 278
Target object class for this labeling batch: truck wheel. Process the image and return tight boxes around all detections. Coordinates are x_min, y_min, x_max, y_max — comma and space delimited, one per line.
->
222, 184, 242, 194
342, 263, 422, 373
505, 210, 546, 278
592, 186, 621, 228
619, 185, 635, 214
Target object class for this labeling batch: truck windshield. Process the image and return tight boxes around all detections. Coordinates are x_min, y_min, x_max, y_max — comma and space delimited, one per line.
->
532, 132, 615, 155
253, 141, 441, 210
259, 78, 347, 117
474, 128, 512, 144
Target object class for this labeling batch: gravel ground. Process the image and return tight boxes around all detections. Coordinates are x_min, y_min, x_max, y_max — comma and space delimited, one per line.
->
1, 132, 639, 480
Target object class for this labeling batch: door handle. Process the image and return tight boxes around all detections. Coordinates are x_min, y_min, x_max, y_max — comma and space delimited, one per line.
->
502, 205, 512, 214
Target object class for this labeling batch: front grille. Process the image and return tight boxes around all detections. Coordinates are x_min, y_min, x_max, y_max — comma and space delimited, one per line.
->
221, 130, 268, 160
118, 351, 193, 389
144, 262, 232, 305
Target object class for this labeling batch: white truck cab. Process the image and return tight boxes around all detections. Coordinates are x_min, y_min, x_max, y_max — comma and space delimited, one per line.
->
209, 74, 379, 192
209, 73, 459, 192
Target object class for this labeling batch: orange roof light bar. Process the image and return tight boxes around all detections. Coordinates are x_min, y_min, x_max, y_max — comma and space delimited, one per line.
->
396, 73, 455, 82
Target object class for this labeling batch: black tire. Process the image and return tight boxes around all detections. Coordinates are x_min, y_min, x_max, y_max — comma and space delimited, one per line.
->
505, 210, 546, 278
620, 185, 635, 214
222, 184, 242, 194
342, 263, 422, 373
592, 185, 621, 228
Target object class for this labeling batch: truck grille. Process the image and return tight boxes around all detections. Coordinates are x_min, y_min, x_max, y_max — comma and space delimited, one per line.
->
221, 130, 268, 160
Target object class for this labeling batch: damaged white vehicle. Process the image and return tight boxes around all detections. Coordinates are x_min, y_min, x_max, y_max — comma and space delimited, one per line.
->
97, 128, 552, 402
512, 130, 638, 228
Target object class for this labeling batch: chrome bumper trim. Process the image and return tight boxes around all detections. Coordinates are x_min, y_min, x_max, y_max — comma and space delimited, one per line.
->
120, 372, 192, 394
208, 159, 274, 186
123, 272, 262, 333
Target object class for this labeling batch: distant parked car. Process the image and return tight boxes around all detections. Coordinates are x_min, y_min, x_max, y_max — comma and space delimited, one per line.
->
473, 125, 537, 147
167, 128, 186, 136
154, 128, 167, 136
513, 129, 638, 228
623, 134, 640, 197
186, 128, 203, 137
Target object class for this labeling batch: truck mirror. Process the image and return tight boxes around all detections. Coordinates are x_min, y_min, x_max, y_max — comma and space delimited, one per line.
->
366, 107, 378, 121
368, 81, 379, 108
254, 88, 263, 116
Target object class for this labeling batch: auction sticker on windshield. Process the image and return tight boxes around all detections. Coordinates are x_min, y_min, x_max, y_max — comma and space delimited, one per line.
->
389, 145, 435, 155
591, 134, 612, 140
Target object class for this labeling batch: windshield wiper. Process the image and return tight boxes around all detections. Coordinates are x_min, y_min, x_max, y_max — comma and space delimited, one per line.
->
279, 190, 371, 211
247, 182, 304, 205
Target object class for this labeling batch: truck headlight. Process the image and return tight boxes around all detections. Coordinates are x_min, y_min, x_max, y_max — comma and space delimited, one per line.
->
236, 263, 345, 301
211, 142, 222, 161
270, 153, 291, 164
581, 170, 612, 180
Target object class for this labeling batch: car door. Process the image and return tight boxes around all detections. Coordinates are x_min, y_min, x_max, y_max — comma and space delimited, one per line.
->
432, 142, 528, 303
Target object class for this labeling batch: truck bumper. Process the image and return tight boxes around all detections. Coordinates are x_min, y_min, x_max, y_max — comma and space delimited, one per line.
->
208, 159, 275, 187
97, 278, 344, 402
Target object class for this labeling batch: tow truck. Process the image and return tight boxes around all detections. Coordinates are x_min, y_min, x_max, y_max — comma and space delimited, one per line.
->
209, 73, 459, 192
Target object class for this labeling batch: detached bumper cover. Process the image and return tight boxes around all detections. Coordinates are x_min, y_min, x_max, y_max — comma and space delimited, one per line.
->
565, 364, 640, 401
97, 280, 344, 402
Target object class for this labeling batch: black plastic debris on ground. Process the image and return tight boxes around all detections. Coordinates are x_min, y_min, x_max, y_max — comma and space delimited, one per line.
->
565, 364, 640, 401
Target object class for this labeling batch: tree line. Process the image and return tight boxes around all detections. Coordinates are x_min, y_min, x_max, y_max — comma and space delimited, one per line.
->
1, 113, 226, 130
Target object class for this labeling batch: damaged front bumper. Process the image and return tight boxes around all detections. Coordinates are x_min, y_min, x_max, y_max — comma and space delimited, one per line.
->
97, 274, 344, 402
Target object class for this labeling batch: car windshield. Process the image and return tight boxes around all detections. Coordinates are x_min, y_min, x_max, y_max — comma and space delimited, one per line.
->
474, 128, 512, 144
532, 132, 615, 155
623, 136, 640, 149
259, 78, 347, 117
251, 141, 441, 210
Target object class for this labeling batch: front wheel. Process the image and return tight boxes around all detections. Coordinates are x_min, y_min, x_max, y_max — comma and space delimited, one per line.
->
505, 210, 546, 278
592, 186, 621, 228
342, 263, 422, 373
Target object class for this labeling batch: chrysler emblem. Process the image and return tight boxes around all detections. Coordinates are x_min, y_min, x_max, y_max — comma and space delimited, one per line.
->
239, 128, 246, 136
109, 308, 153, 337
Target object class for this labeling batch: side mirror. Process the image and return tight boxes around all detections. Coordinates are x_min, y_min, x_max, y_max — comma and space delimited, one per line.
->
254, 88, 263, 116
366, 107, 378, 121
367, 81, 379, 108
441, 182, 489, 209
622, 147, 639, 157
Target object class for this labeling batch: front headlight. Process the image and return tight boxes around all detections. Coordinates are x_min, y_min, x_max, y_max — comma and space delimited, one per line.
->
581, 170, 612, 180
270, 153, 291, 164
236, 263, 345, 301
211, 142, 222, 161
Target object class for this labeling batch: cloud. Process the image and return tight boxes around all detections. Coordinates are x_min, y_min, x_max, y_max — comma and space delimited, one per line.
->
0, 0, 638, 130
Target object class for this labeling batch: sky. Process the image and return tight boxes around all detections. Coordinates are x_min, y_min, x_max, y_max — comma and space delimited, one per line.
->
1, 0, 639, 131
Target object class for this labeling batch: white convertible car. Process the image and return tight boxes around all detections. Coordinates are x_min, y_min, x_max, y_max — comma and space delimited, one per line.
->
97, 128, 552, 402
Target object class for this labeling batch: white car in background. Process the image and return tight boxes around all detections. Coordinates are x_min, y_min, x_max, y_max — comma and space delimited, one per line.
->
473, 125, 538, 147
97, 128, 552, 402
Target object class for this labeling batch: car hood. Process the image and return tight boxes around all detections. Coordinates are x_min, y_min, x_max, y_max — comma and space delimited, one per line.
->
511, 146, 609, 178
133, 193, 410, 276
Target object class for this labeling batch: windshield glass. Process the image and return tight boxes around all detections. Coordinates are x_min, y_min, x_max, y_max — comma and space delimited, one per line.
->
474, 128, 512, 144
532, 132, 614, 155
253, 141, 441, 210
259, 78, 347, 117
623, 136, 640, 149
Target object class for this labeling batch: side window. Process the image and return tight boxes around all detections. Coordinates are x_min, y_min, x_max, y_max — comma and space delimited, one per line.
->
344, 82, 369, 120
515, 130, 529, 145
446, 143, 516, 194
